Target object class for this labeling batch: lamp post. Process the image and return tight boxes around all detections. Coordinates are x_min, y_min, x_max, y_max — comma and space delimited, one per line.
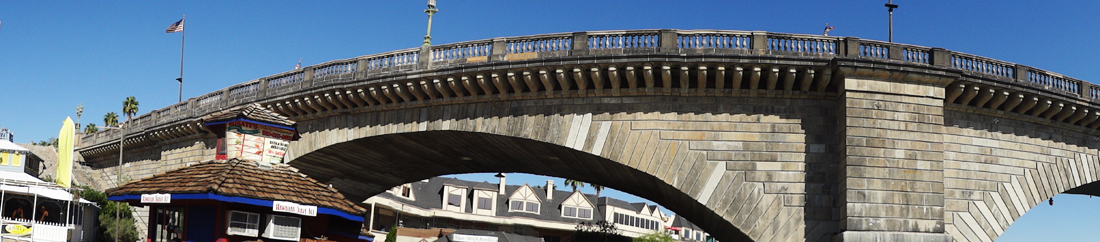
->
423, 0, 438, 46
880, 0, 897, 42
99, 125, 125, 242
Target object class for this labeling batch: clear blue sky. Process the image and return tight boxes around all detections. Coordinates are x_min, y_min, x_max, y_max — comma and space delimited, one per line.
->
1, 1, 1098, 240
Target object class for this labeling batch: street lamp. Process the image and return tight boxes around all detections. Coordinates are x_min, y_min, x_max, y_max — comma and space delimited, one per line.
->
885, 1, 899, 42
97, 125, 125, 242
423, 0, 438, 46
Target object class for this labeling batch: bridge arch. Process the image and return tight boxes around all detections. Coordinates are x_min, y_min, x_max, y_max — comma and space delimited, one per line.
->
942, 108, 1100, 242
74, 29, 1100, 242
285, 94, 840, 242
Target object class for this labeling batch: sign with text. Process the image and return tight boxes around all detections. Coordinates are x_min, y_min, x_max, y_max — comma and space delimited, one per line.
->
272, 201, 317, 217
140, 194, 171, 204
225, 121, 293, 164
453, 234, 499, 242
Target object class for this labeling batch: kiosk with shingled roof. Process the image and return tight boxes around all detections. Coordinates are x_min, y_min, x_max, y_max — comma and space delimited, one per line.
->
107, 104, 369, 242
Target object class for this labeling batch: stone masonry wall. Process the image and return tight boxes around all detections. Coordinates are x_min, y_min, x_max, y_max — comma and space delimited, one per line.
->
839, 76, 949, 239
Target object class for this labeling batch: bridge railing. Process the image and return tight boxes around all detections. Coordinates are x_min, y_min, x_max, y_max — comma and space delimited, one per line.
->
80, 29, 1099, 148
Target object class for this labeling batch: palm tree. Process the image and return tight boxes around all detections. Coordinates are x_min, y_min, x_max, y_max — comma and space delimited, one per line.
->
564, 179, 585, 192
104, 112, 119, 127
122, 96, 139, 126
592, 184, 605, 198
84, 123, 98, 134
76, 103, 83, 129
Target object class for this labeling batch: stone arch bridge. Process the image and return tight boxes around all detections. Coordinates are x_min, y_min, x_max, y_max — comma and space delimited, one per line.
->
78, 29, 1100, 242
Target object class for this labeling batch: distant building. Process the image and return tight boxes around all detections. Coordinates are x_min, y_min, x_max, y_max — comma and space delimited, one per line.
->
667, 215, 711, 242
0, 128, 12, 142
0, 137, 98, 242
364, 175, 709, 242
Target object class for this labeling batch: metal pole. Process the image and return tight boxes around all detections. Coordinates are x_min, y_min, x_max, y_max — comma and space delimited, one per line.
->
423, 1, 438, 46
1, 187, 6, 236
178, 15, 186, 103
885, 1, 899, 42
115, 126, 125, 242
65, 194, 71, 226
31, 191, 37, 224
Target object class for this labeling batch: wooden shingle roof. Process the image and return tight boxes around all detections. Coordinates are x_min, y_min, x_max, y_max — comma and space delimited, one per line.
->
106, 159, 363, 215
202, 103, 295, 127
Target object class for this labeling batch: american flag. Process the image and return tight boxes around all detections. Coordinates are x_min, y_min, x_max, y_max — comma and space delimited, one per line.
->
295, 58, 301, 70
165, 18, 184, 33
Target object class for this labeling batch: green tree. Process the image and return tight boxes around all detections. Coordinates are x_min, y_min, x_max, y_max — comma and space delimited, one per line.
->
122, 96, 139, 126
84, 123, 98, 134
632, 231, 674, 242
77, 186, 138, 242
574, 221, 629, 242
385, 226, 398, 242
103, 112, 119, 127
564, 179, 586, 192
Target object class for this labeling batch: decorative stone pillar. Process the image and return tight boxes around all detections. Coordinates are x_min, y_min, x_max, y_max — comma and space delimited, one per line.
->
835, 66, 955, 242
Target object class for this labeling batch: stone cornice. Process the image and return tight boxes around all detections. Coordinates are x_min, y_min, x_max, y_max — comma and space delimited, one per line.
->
77, 29, 1100, 149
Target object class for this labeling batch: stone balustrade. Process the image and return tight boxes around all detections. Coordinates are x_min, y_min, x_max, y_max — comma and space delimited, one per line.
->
78, 29, 1099, 149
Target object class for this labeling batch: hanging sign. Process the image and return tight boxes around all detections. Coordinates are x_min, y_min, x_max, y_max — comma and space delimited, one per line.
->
225, 121, 294, 164
272, 201, 317, 216
141, 194, 172, 204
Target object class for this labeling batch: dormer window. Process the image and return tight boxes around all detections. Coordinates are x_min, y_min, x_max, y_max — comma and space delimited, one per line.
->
507, 184, 542, 214
390, 184, 414, 200
472, 189, 495, 216
562, 206, 593, 219
560, 191, 594, 219
442, 185, 466, 212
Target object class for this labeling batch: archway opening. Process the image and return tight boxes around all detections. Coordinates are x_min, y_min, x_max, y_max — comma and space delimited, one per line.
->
997, 186, 1100, 241
290, 130, 753, 242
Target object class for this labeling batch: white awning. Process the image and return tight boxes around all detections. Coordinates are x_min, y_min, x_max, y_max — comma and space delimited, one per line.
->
0, 140, 29, 152
0, 171, 74, 202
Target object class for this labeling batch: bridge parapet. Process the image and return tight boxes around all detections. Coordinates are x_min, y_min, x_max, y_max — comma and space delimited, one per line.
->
78, 29, 1098, 150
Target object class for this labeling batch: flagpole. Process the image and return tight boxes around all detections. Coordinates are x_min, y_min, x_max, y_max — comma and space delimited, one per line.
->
177, 15, 186, 103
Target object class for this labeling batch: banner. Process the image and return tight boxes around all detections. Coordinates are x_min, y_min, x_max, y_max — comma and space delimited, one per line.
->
56, 117, 74, 188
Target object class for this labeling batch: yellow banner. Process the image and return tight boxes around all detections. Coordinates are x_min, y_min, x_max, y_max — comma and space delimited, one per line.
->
56, 117, 74, 188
